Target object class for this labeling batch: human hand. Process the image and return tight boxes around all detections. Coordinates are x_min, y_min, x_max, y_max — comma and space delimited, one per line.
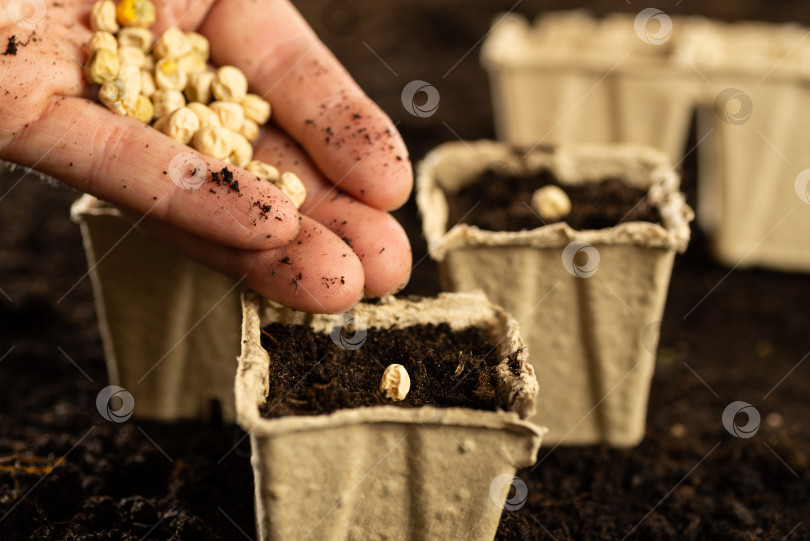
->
0, 0, 412, 313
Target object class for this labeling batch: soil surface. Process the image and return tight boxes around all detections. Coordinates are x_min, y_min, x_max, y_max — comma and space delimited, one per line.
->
259, 322, 513, 417
447, 170, 661, 232
2, 0, 809, 540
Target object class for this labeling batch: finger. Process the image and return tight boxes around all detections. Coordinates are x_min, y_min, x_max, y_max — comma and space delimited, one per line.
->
121, 210, 365, 313
5, 95, 299, 250
199, 0, 412, 211
254, 127, 412, 296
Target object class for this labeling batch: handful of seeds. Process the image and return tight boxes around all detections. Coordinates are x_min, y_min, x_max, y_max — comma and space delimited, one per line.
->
84, 0, 306, 208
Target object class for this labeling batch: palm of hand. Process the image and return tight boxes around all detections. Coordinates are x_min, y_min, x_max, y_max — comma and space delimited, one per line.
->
0, 0, 413, 313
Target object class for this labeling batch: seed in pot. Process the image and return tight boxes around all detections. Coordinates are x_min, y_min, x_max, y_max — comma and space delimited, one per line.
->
186, 102, 221, 128
241, 94, 271, 124
380, 364, 410, 401
89, 0, 119, 33
98, 78, 128, 115
154, 27, 192, 60
239, 118, 259, 142
118, 46, 145, 67
244, 160, 280, 182
86, 31, 117, 56
192, 125, 232, 161
227, 131, 253, 168
186, 32, 210, 60
163, 107, 200, 144
84, 48, 119, 85
127, 94, 154, 123
211, 66, 248, 103
155, 58, 188, 91
117, 27, 153, 52
152, 89, 186, 119
116, 0, 156, 28
276, 171, 307, 209
140, 69, 156, 98
185, 71, 214, 104
531, 185, 572, 222
209, 101, 244, 131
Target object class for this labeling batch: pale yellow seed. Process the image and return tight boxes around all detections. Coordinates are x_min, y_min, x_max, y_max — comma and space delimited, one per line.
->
185, 32, 210, 60
117, 63, 142, 110
276, 171, 307, 209
116, 0, 156, 28
127, 94, 154, 123
117, 27, 153, 52
245, 160, 280, 182
141, 54, 155, 71
163, 107, 200, 144
531, 185, 571, 221
379, 364, 410, 401
192, 126, 232, 160
211, 65, 247, 102
241, 94, 271, 125
84, 48, 119, 85
140, 69, 156, 98
86, 31, 117, 56
239, 119, 259, 142
89, 0, 119, 33
155, 58, 188, 91
209, 101, 244, 131
184, 71, 214, 104
98, 78, 128, 115
186, 102, 221, 128
152, 89, 186, 119
177, 52, 207, 75
118, 46, 145, 67
228, 131, 253, 168
153, 27, 192, 60
152, 115, 169, 133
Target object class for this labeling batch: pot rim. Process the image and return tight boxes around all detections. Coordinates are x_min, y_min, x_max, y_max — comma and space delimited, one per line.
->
236, 290, 546, 440
416, 140, 694, 260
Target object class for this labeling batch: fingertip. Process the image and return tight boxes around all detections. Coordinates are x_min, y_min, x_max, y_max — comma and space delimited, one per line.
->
357, 214, 412, 297
248, 218, 365, 313
357, 157, 413, 211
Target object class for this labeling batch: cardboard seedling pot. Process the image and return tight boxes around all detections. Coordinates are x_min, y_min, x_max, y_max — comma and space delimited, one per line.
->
417, 140, 693, 447
236, 291, 545, 541
678, 19, 810, 272
71, 194, 241, 422
481, 11, 700, 164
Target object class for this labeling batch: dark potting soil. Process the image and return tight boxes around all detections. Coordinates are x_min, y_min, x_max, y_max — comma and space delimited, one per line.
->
259, 322, 510, 418
447, 168, 662, 232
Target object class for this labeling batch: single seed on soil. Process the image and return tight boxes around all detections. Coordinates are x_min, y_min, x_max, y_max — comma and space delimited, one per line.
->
380, 364, 410, 401
531, 185, 571, 221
